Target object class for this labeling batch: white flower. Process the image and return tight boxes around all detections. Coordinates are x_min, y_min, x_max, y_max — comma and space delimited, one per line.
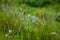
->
50, 32, 57, 35
28, 14, 31, 17
9, 30, 12, 33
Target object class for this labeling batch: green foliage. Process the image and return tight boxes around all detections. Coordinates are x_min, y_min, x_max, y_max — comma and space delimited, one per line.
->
0, 0, 60, 7
0, 0, 60, 40
25, 0, 51, 7
56, 14, 60, 22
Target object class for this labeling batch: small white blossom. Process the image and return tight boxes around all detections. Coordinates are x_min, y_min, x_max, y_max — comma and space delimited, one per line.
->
9, 30, 12, 33
28, 14, 31, 17
50, 32, 57, 35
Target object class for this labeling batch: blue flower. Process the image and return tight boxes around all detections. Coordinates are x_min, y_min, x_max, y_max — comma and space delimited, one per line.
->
32, 16, 35, 20
9, 30, 12, 33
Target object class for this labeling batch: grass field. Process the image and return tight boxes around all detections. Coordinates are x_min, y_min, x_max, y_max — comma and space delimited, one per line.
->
0, 3, 60, 40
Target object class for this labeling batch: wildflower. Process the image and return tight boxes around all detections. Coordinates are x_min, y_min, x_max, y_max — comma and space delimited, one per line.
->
32, 16, 35, 20
28, 14, 31, 17
31, 16, 36, 23
50, 32, 57, 35
9, 30, 12, 33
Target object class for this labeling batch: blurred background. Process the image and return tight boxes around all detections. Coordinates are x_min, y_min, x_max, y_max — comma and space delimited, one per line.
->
0, 0, 60, 40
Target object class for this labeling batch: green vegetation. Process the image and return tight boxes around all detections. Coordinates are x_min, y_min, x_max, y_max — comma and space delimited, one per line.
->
0, 0, 60, 40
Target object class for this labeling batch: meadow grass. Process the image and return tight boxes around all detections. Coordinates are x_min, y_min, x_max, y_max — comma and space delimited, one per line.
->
0, 4, 60, 40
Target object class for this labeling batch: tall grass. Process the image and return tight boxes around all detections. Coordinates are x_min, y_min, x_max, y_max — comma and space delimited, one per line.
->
0, 4, 60, 40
